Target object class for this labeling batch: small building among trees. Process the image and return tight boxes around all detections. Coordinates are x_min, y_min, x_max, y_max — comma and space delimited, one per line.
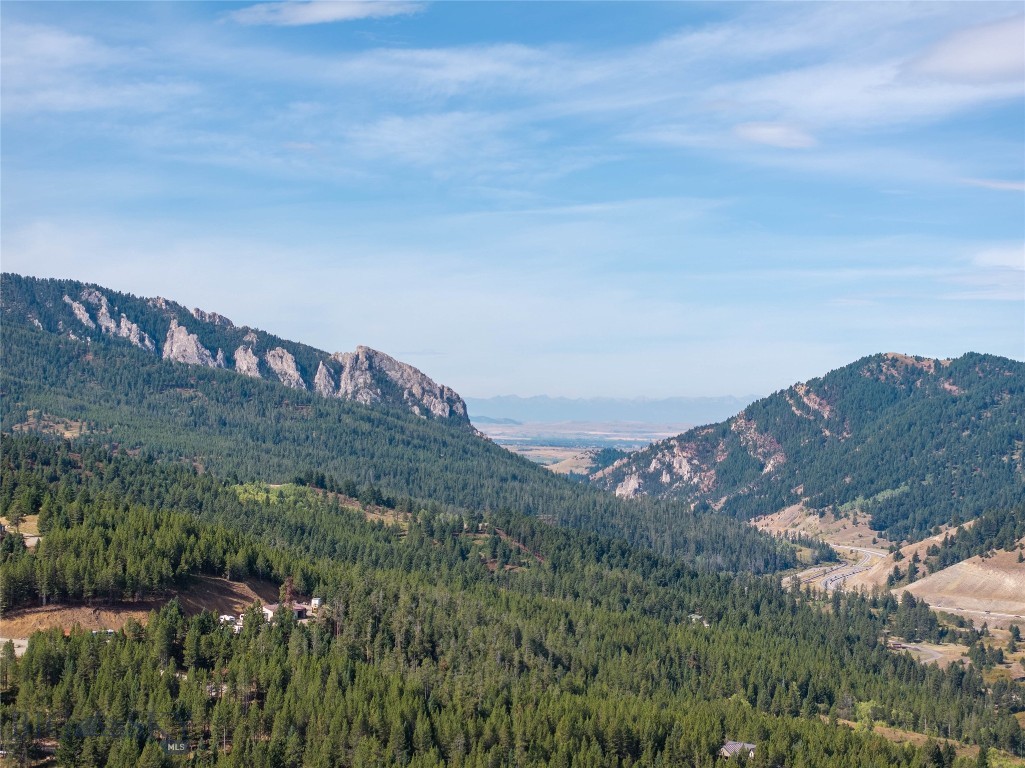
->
719, 740, 756, 760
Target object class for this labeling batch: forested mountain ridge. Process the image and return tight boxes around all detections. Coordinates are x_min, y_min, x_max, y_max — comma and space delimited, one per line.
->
1, 434, 1022, 765
592, 352, 1025, 542
0, 275, 795, 572
0, 273, 468, 423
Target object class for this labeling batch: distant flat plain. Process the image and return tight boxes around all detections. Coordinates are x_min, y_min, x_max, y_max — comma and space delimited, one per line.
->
473, 420, 692, 472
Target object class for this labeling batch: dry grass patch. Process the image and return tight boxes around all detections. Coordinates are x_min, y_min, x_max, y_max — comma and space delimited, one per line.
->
0, 514, 39, 537
0, 576, 279, 655
753, 504, 892, 551
833, 719, 1025, 766
898, 546, 1025, 629
889, 641, 969, 669
12, 410, 89, 439
0, 603, 157, 640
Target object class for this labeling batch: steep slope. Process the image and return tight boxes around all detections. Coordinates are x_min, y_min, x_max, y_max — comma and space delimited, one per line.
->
0, 274, 794, 572
897, 546, 1025, 626
592, 353, 1025, 541
2, 273, 468, 423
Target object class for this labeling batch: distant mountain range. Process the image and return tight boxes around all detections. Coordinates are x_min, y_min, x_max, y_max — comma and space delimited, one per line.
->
465, 394, 757, 426
591, 352, 1025, 542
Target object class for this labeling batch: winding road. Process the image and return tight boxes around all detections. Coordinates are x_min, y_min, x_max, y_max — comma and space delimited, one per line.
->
795, 546, 887, 592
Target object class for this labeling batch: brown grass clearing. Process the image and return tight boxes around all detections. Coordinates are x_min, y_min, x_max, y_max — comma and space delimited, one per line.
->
896, 545, 1025, 629
831, 718, 1025, 765
11, 410, 90, 439
889, 640, 968, 668
0, 576, 279, 655
752, 504, 893, 551
846, 522, 975, 592
0, 514, 40, 537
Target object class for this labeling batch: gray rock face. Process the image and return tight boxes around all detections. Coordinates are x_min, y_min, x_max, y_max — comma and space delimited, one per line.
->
330, 346, 468, 420
63, 284, 466, 422
264, 347, 306, 390
313, 361, 336, 397
80, 288, 116, 333
117, 315, 156, 352
163, 317, 224, 368
78, 288, 156, 352
192, 307, 235, 328
63, 295, 95, 328
234, 346, 261, 378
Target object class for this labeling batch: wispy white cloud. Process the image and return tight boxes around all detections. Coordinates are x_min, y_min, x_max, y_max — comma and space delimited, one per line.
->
972, 245, 1025, 271
734, 122, 816, 149
939, 244, 1025, 302
344, 111, 513, 169
1, 22, 196, 113
910, 16, 1025, 83
711, 60, 1023, 131
229, 1, 421, 27
961, 178, 1025, 192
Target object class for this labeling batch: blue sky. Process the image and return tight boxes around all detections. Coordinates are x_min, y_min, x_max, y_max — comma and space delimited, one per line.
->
2, 1, 1023, 398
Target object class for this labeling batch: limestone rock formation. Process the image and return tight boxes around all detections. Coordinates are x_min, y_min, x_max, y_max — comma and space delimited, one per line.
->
163, 317, 224, 368
192, 308, 235, 328
79, 288, 156, 352
313, 361, 336, 397
331, 346, 467, 421
234, 346, 261, 378
264, 347, 306, 390
63, 296, 95, 329
49, 280, 467, 423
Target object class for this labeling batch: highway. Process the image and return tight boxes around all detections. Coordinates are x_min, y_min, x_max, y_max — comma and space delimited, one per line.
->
794, 546, 887, 592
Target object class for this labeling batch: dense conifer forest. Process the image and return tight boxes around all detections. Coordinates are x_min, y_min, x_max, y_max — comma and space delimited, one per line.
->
2, 275, 1024, 766
1, 435, 1023, 766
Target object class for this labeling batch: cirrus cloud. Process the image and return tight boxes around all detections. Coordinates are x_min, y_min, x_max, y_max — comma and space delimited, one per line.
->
734, 122, 817, 149
229, 1, 422, 27
911, 15, 1025, 82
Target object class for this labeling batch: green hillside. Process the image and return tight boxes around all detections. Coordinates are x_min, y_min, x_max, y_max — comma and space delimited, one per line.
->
0, 274, 793, 573
2, 274, 1023, 765
1, 434, 1021, 765
592, 352, 1025, 542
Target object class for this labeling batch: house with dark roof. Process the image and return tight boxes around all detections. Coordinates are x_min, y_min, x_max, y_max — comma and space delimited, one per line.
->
719, 740, 756, 759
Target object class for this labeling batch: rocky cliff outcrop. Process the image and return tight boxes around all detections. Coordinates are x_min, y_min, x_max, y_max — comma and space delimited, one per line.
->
63, 296, 95, 328
589, 352, 1025, 542
192, 308, 235, 328
64, 290, 155, 351
21, 276, 469, 424
264, 347, 306, 390
163, 317, 224, 368
234, 346, 261, 378
80, 288, 156, 352
313, 361, 336, 397
326, 346, 467, 421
